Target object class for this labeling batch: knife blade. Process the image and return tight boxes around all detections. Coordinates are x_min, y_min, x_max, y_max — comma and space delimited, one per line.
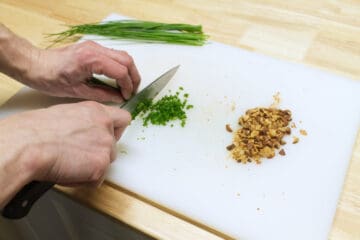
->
120, 65, 179, 113
1, 65, 180, 219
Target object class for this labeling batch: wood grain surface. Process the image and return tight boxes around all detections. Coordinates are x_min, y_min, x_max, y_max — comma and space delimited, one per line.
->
0, 1, 359, 239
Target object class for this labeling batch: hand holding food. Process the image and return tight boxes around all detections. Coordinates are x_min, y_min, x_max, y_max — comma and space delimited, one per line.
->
0, 24, 141, 102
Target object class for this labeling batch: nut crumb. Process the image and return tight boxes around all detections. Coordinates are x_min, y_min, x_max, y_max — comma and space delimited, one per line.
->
300, 129, 307, 136
269, 92, 281, 108
236, 193, 240, 196
279, 149, 286, 156
292, 136, 299, 144
229, 107, 292, 164
291, 122, 296, 128
226, 144, 236, 151
225, 124, 233, 132
231, 102, 236, 111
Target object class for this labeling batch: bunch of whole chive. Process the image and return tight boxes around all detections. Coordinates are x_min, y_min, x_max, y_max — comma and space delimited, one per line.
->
48, 20, 208, 46
132, 87, 193, 127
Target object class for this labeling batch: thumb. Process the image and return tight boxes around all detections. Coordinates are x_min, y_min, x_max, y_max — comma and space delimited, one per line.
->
103, 106, 132, 137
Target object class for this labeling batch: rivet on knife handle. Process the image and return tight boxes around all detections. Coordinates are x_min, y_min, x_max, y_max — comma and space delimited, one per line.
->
2, 181, 54, 219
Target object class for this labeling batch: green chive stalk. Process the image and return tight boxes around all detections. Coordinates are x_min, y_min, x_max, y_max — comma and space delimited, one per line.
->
48, 20, 208, 46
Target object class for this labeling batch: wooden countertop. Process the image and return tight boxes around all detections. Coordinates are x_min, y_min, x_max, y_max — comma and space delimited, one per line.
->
0, 1, 359, 239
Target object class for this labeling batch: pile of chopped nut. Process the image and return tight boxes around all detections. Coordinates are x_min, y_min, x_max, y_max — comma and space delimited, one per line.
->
227, 107, 292, 164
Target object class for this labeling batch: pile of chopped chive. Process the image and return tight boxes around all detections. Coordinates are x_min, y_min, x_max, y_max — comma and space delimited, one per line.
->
47, 20, 208, 46
132, 87, 193, 127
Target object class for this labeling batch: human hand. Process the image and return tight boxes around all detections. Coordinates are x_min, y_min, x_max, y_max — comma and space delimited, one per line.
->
1, 25, 140, 102
0, 101, 130, 207
23, 41, 141, 102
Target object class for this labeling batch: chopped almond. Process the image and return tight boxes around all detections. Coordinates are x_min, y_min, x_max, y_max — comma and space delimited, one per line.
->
229, 107, 292, 164
292, 136, 299, 144
226, 144, 236, 151
225, 124, 233, 133
300, 129, 307, 136
279, 149, 286, 156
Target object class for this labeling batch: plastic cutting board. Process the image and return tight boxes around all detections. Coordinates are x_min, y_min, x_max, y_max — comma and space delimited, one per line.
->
1, 13, 360, 240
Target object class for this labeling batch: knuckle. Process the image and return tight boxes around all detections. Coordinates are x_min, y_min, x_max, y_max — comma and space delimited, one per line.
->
76, 47, 93, 63
119, 50, 130, 57
102, 134, 114, 146
75, 41, 101, 63
120, 51, 134, 65
98, 115, 113, 129
82, 40, 98, 48
82, 101, 102, 110
118, 65, 129, 75
80, 101, 106, 119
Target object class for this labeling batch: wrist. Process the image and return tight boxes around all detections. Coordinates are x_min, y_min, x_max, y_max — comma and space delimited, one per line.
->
0, 134, 33, 209
0, 116, 48, 208
0, 24, 40, 84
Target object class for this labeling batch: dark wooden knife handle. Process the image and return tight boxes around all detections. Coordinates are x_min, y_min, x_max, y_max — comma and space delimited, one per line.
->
2, 181, 54, 219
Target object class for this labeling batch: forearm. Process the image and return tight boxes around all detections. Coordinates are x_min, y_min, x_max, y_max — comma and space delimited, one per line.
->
0, 23, 38, 83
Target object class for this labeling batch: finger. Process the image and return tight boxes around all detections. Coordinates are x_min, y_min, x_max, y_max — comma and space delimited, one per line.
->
110, 142, 117, 162
94, 175, 106, 188
90, 55, 133, 100
114, 51, 141, 92
100, 48, 141, 92
114, 127, 122, 141
62, 179, 106, 188
88, 161, 109, 188
58, 182, 85, 188
94, 163, 112, 187
74, 84, 124, 103
103, 106, 132, 129
116, 73, 133, 100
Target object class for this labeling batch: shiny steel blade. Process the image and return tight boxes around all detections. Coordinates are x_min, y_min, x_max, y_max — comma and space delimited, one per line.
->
120, 65, 180, 113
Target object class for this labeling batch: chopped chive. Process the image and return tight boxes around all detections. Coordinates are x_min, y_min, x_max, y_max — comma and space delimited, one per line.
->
131, 88, 193, 127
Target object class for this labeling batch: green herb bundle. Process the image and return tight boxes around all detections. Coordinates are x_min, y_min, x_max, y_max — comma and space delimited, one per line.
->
132, 87, 193, 127
48, 20, 208, 46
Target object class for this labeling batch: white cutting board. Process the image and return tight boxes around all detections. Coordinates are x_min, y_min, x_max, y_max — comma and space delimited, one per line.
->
1, 13, 360, 239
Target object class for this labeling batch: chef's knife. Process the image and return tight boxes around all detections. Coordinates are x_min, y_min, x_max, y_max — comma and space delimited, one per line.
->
2, 65, 180, 219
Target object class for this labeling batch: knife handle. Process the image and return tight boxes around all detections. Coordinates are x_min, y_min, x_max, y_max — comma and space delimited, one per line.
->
2, 181, 54, 219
